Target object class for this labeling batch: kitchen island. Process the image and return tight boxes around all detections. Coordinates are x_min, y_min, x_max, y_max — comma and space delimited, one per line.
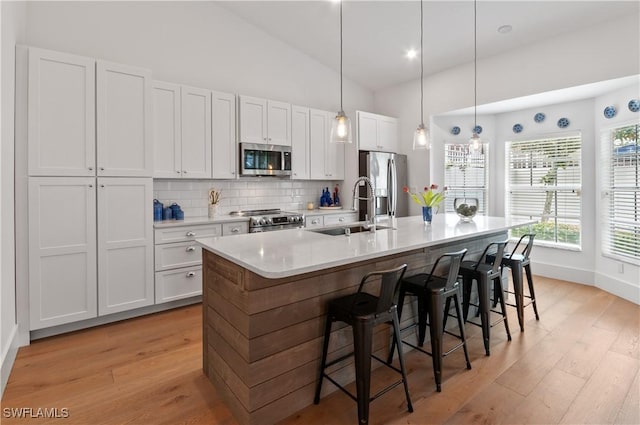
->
197, 214, 532, 425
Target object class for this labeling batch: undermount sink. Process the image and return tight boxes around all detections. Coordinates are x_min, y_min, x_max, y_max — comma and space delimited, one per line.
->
308, 224, 392, 236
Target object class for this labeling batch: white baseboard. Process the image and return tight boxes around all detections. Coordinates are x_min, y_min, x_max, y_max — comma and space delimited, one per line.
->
531, 261, 595, 286
1, 325, 19, 398
595, 273, 640, 305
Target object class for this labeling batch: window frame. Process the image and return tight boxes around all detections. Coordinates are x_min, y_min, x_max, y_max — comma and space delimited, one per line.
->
600, 121, 640, 266
505, 131, 583, 250
443, 143, 489, 216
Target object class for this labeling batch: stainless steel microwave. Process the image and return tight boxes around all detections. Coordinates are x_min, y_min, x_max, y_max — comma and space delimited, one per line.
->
240, 143, 292, 176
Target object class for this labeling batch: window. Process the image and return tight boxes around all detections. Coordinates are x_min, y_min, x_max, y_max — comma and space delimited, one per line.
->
444, 144, 488, 214
506, 134, 582, 249
602, 124, 640, 263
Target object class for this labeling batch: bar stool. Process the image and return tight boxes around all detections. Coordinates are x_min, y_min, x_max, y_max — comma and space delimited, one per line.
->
388, 249, 471, 392
314, 264, 413, 425
459, 240, 512, 356
487, 233, 539, 331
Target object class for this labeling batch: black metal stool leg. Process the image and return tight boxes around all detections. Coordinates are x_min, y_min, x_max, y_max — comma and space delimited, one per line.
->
391, 308, 413, 413
462, 276, 472, 322
387, 289, 406, 364
353, 320, 373, 425
428, 291, 444, 392
511, 261, 525, 332
453, 292, 471, 369
478, 274, 491, 356
314, 313, 333, 404
417, 294, 427, 347
525, 264, 540, 320
442, 295, 452, 330
495, 277, 511, 341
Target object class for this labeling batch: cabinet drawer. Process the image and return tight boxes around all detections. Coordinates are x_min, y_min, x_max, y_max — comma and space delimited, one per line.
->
155, 241, 202, 271
324, 213, 358, 226
154, 224, 222, 244
305, 216, 324, 228
155, 266, 202, 303
222, 221, 248, 236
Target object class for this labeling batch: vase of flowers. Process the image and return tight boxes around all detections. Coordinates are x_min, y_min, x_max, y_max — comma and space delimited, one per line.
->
404, 184, 445, 224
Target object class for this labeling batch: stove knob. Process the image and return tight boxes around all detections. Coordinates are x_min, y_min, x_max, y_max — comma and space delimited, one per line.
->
291, 216, 298, 223
266, 217, 273, 225
259, 218, 266, 225
251, 218, 260, 226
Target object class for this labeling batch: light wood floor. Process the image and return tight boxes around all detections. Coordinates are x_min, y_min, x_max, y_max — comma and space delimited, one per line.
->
2, 276, 639, 425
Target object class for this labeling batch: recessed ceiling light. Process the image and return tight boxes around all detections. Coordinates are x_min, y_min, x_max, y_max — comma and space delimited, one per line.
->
406, 49, 418, 59
497, 24, 513, 34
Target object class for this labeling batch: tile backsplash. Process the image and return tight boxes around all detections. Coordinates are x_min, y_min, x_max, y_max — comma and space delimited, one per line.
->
154, 179, 340, 217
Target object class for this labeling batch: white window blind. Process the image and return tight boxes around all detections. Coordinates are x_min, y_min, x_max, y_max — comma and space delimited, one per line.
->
506, 134, 582, 248
602, 124, 639, 263
444, 144, 488, 214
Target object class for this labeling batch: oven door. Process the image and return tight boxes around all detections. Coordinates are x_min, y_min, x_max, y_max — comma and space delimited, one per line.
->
240, 143, 291, 176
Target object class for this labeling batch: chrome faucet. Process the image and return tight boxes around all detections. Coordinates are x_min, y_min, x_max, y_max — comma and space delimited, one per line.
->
352, 176, 377, 232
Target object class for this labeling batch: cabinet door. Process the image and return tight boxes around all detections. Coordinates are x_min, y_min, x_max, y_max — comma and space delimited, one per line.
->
378, 116, 398, 152
155, 266, 202, 303
97, 177, 154, 315
309, 109, 329, 180
357, 111, 379, 151
28, 48, 95, 176
28, 177, 97, 330
267, 100, 291, 146
152, 81, 181, 178
238, 95, 267, 144
325, 124, 345, 180
181, 86, 212, 178
291, 105, 310, 179
96, 61, 153, 177
212, 91, 237, 179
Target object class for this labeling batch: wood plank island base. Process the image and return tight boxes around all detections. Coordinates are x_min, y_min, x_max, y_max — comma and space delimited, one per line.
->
197, 214, 533, 425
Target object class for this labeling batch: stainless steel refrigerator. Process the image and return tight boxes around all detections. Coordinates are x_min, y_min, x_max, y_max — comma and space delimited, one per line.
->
358, 151, 409, 221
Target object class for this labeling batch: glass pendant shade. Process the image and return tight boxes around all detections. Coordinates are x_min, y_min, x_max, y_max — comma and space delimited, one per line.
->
330, 110, 352, 144
413, 123, 430, 150
469, 132, 481, 151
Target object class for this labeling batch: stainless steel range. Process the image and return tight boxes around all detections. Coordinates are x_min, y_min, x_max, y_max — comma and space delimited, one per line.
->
230, 209, 305, 233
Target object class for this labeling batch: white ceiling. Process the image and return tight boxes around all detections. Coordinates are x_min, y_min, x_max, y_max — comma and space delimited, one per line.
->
218, 1, 639, 92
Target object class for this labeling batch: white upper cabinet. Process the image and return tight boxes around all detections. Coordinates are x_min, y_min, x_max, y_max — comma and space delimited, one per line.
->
267, 100, 291, 146
152, 81, 181, 178
309, 109, 344, 180
28, 48, 96, 176
291, 105, 310, 179
28, 177, 98, 329
181, 86, 212, 178
96, 61, 153, 177
238, 95, 291, 146
97, 177, 154, 316
357, 111, 398, 153
212, 91, 237, 179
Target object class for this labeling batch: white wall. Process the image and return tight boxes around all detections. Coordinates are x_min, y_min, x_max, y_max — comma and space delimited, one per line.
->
374, 14, 640, 204
594, 84, 640, 303
1, 0, 27, 396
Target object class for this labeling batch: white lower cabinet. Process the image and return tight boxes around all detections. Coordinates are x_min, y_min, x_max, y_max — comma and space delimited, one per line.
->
305, 212, 358, 230
28, 177, 153, 330
97, 178, 154, 315
155, 266, 202, 303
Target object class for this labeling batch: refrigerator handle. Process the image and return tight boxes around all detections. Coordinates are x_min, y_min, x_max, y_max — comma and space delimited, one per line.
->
390, 158, 397, 217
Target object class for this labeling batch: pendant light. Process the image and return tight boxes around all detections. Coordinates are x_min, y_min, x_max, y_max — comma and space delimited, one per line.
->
413, 0, 430, 150
469, 0, 481, 151
330, 0, 352, 144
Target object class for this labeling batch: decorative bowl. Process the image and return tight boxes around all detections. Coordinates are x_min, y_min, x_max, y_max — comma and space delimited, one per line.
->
454, 198, 478, 222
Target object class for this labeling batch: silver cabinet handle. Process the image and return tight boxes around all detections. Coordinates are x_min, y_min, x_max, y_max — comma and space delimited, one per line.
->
183, 170, 187, 174
88, 184, 93, 188
186, 246, 196, 252
99, 167, 105, 171
312, 219, 319, 225
186, 231, 196, 237
100, 184, 105, 188
231, 228, 240, 233
339, 217, 345, 222
88, 166, 93, 171
186, 271, 196, 277
176, 170, 181, 174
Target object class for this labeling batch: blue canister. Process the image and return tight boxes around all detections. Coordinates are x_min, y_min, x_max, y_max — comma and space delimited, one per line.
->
163, 206, 173, 220
169, 202, 181, 215
153, 199, 163, 222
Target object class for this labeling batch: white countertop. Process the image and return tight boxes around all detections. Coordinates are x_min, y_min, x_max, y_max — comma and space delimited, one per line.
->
197, 214, 533, 279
